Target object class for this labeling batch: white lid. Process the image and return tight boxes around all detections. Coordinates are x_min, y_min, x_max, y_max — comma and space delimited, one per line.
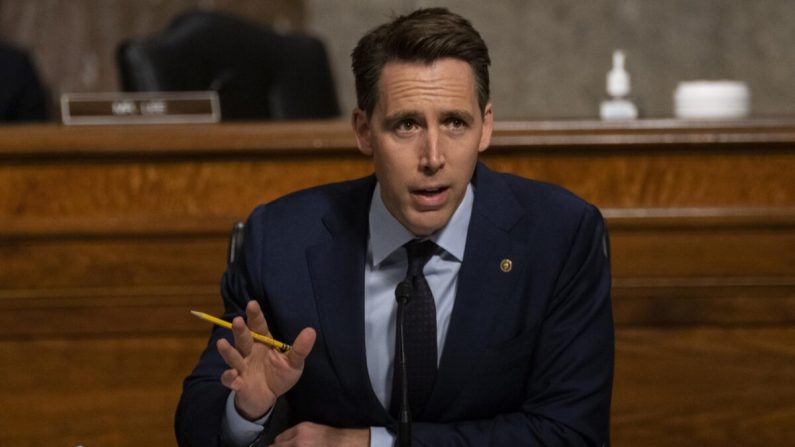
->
675, 81, 749, 101
674, 81, 750, 119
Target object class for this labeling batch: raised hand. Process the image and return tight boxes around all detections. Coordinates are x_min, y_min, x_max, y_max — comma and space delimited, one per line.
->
216, 300, 316, 420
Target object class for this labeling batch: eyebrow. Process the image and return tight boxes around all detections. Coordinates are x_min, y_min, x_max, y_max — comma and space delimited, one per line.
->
382, 109, 476, 127
440, 109, 476, 123
381, 111, 421, 128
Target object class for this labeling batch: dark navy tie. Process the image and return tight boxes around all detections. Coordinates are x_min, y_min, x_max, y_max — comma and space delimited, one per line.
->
390, 239, 438, 419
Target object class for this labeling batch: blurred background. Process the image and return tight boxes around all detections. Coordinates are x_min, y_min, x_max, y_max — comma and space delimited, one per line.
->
2, 2, 794, 447
2, 0, 794, 121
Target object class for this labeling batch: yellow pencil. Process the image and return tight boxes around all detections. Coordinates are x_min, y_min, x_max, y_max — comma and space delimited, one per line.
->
190, 310, 291, 353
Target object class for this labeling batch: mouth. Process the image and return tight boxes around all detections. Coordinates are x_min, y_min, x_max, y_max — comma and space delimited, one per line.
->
411, 186, 449, 208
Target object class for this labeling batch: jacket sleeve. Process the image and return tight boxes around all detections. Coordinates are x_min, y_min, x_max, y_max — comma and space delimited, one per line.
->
175, 213, 265, 447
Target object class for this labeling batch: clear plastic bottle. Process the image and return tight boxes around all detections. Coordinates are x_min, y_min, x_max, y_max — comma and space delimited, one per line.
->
599, 50, 638, 120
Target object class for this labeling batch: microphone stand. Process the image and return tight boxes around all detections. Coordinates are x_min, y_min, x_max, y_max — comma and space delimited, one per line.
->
394, 280, 413, 447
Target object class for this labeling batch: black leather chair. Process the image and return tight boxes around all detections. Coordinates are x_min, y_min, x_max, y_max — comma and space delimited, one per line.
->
0, 43, 49, 122
117, 10, 340, 121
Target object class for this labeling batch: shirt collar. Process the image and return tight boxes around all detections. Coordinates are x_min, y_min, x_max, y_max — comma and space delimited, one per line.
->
369, 182, 473, 267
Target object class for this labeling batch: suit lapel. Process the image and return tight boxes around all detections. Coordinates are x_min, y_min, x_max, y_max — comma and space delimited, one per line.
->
304, 166, 528, 422
305, 177, 389, 422
425, 163, 526, 419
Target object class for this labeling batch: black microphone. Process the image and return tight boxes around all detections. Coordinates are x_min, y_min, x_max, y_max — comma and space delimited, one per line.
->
394, 280, 413, 447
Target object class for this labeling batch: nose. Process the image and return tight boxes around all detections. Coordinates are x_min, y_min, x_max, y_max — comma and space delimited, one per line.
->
420, 129, 445, 173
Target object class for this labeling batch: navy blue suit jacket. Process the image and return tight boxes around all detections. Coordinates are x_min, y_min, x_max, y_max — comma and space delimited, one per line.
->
176, 162, 614, 446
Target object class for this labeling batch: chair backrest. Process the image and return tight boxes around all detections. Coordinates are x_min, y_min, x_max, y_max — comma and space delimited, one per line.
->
0, 43, 49, 122
117, 10, 340, 121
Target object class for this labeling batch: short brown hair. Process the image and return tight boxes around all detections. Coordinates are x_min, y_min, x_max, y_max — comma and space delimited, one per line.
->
351, 7, 491, 117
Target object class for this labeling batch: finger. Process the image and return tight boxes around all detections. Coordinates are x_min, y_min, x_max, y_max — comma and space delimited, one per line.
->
286, 327, 316, 370
220, 368, 239, 389
273, 424, 298, 444
216, 338, 246, 372
231, 316, 254, 357
245, 300, 271, 335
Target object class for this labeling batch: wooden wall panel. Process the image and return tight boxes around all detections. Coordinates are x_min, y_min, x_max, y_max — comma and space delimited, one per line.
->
485, 150, 795, 208
0, 337, 208, 447
3, 150, 794, 220
0, 158, 371, 221
3, 330, 794, 447
1, 119, 794, 446
0, 237, 227, 289
610, 225, 795, 279
613, 328, 795, 447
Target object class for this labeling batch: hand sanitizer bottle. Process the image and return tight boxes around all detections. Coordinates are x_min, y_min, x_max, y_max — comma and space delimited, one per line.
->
600, 50, 638, 120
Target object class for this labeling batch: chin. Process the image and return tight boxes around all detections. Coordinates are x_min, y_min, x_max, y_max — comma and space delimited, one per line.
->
409, 227, 436, 237
406, 216, 447, 237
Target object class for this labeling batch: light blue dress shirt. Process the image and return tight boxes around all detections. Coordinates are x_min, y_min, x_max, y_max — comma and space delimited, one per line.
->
223, 183, 474, 447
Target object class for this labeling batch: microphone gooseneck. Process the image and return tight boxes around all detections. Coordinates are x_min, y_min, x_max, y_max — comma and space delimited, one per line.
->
394, 280, 413, 447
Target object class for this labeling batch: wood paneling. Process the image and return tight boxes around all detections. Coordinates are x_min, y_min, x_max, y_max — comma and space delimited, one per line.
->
613, 328, 795, 446
0, 337, 208, 447
1, 119, 794, 446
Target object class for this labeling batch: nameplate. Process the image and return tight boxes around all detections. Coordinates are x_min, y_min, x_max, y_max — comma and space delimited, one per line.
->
60, 91, 221, 125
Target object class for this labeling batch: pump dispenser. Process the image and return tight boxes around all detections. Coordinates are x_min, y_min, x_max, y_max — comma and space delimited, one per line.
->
600, 50, 638, 120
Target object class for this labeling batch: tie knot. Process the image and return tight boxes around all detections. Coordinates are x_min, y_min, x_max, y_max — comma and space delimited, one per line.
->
404, 239, 437, 276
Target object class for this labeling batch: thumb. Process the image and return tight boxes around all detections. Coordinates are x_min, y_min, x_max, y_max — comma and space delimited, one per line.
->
287, 327, 316, 370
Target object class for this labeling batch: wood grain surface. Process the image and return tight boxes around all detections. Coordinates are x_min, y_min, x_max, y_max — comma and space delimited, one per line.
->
1, 119, 793, 446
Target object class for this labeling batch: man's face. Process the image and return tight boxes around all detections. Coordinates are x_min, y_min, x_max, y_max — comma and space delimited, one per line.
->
353, 58, 493, 236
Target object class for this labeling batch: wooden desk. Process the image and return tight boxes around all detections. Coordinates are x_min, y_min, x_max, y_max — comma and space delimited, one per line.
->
1, 120, 794, 446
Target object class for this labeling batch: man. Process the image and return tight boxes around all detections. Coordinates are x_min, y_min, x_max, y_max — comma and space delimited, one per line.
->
176, 7, 613, 446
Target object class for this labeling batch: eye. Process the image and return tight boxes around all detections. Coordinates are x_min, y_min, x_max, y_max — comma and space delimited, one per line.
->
445, 116, 468, 130
395, 119, 418, 133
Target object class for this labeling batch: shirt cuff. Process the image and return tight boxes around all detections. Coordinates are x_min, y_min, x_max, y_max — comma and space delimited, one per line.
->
370, 426, 395, 447
221, 391, 270, 447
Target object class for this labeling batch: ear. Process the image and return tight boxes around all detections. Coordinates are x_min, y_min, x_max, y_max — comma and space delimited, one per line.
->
478, 103, 494, 153
352, 108, 373, 156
